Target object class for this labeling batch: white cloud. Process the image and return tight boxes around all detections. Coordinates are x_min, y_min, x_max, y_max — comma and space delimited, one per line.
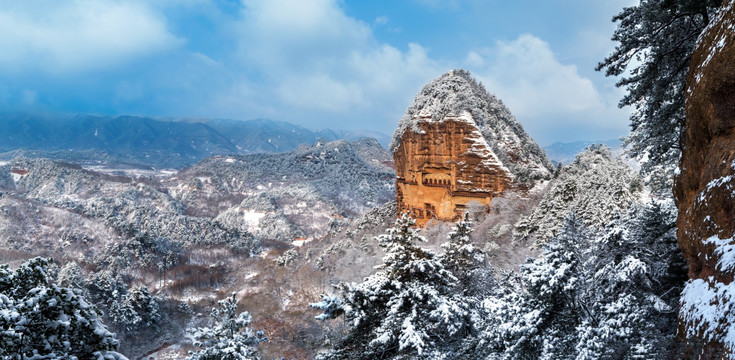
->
475, 34, 603, 117
213, 2, 628, 144
226, 0, 442, 130
0, 0, 629, 146
467, 34, 629, 143
465, 51, 485, 68
0, 0, 183, 74
238, 0, 371, 69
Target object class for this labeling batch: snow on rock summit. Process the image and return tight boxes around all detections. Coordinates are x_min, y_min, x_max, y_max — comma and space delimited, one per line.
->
391, 69, 554, 226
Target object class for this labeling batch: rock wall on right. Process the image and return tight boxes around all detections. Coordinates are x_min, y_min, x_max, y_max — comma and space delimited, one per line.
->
675, 0, 735, 357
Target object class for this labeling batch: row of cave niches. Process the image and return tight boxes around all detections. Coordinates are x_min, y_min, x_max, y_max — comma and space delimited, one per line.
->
409, 203, 466, 220
423, 178, 451, 186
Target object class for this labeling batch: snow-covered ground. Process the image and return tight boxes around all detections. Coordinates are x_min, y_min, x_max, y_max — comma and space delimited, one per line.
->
81, 164, 178, 178
242, 209, 266, 231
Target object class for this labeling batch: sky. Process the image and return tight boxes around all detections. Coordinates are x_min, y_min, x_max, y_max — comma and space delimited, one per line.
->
0, 0, 637, 146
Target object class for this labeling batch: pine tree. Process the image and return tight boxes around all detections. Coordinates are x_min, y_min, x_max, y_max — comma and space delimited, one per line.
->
575, 199, 684, 359
186, 293, 267, 360
597, 0, 721, 190
0, 257, 126, 360
503, 216, 585, 359
441, 213, 487, 294
57, 261, 85, 290
482, 200, 685, 359
441, 213, 484, 274
109, 286, 161, 331
311, 213, 473, 359
514, 145, 642, 243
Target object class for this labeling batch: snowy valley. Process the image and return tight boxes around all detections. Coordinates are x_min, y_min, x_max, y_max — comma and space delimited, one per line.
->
2, 1, 735, 358
0, 72, 688, 359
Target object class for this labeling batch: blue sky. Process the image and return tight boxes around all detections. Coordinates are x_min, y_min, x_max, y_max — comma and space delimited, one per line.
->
0, 0, 636, 146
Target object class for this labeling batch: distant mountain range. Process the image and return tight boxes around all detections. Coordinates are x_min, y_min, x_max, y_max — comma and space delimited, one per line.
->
0, 114, 391, 169
0, 113, 625, 170
542, 139, 623, 165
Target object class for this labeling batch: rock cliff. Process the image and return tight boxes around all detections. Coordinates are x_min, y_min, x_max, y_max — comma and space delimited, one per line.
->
675, 0, 735, 356
392, 70, 553, 226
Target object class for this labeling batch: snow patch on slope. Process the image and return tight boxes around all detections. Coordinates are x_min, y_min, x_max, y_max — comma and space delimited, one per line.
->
242, 209, 266, 231
680, 277, 735, 353
706, 235, 735, 274
457, 111, 512, 175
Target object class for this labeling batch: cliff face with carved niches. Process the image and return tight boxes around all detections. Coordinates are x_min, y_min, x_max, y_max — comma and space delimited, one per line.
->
394, 112, 512, 226
675, 0, 735, 357
392, 70, 552, 226
391, 70, 553, 183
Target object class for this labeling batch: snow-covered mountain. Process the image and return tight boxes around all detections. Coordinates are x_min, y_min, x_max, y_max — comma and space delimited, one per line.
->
0, 132, 684, 359
168, 138, 394, 240
0, 138, 394, 358
0, 113, 390, 169
514, 144, 644, 244
543, 139, 623, 165
197, 118, 392, 154
391, 69, 555, 183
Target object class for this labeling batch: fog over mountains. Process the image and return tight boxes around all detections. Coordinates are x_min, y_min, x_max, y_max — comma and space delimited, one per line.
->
0, 113, 616, 170
543, 138, 623, 165
0, 114, 392, 169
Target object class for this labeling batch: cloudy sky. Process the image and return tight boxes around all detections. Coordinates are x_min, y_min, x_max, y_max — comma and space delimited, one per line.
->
0, 0, 636, 146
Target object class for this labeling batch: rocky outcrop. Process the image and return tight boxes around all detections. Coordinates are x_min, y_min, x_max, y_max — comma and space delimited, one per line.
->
394, 111, 512, 225
392, 70, 552, 226
675, 0, 735, 356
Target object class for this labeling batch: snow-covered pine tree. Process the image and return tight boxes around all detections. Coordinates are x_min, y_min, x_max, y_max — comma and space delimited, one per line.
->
186, 293, 267, 360
597, 0, 721, 191
311, 213, 474, 359
57, 261, 85, 290
514, 145, 642, 244
0, 257, 126, 360
494, 216, 586, 359
109, 286, 162, 331
441, 213, 484, 275
84, 270, 161, 332
440, 213, 489, 294
573, 199, 685, 359
480, 199, 685, 359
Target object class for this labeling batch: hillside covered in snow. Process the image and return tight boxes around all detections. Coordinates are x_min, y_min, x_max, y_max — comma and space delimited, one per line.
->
390, 69, 555, 183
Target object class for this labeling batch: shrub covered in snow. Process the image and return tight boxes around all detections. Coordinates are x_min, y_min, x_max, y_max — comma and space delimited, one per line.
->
186, 293, 267, 360
0, 257, 126, 359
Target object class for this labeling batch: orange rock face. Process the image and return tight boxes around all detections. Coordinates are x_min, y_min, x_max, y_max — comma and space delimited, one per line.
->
675, 0, 735, 356
394, 112, 512, 226
676, 1, 735, 281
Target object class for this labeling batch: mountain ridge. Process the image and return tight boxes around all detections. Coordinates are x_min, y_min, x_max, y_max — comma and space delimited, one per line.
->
0, 113, 391, 169
543, 139, 623, 165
